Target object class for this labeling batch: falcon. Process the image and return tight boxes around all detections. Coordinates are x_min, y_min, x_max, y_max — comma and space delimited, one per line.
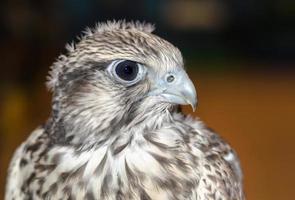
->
6, 21, 244, 200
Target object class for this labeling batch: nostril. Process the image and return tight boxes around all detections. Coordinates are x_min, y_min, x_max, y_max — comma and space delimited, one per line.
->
166, 75, 175, 83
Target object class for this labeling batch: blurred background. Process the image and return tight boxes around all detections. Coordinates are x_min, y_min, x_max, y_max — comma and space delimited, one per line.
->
0, 0, 294, 199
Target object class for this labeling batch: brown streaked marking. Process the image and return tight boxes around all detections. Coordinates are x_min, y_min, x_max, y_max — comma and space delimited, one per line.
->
26, 141, 42, 153
207, 175, 218, 183
48, 182, 58, 195
204, 164, 211, 171
94, 152, 108, 175
154, 177, 179, 191
143, 133, 170, 150
85, 191, 95, 200
35, 164, 56, 173
21, 172, 36, 192
19, 158, 28, 167
215, 169, 222, 177
140, 189, 152, 200
63, 186, 72, 197
125, 159, 139, 187
101, 172, 112, 198
148, 152, 172, 169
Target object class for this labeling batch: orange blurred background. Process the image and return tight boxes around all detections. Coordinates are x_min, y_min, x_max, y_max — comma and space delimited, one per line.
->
1, 1, 295, 199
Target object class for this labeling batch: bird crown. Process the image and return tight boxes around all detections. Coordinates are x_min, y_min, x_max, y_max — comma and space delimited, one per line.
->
46, 20, 155, 91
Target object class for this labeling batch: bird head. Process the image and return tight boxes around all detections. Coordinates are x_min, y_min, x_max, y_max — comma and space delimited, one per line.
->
47, 21, 197, 143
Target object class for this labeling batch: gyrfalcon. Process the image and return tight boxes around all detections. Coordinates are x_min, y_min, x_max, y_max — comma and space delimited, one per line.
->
5, 21, 244, 200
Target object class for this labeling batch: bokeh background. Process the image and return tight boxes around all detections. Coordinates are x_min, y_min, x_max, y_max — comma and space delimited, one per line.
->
1, 0, 295, 199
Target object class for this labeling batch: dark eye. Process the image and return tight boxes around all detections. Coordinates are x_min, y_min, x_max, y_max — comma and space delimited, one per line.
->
115, 60, 139, 81
108, 60, 146, 86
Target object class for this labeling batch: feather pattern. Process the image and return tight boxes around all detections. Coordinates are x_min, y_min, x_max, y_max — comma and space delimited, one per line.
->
6, 21, 244, 200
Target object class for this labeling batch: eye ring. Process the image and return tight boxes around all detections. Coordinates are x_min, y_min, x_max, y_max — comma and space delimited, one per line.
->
107, 60, 146, 86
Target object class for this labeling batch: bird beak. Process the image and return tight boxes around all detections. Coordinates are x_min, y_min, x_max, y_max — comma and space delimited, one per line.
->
149, 69, 197, 111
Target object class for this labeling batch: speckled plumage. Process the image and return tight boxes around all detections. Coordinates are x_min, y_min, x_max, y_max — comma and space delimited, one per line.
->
6, 21, 244, 200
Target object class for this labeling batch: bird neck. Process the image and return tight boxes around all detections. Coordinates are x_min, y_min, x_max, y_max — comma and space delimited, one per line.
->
45, 103, 177, 150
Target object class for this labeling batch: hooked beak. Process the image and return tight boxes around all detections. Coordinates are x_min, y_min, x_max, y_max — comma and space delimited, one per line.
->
148, 69, 197, 111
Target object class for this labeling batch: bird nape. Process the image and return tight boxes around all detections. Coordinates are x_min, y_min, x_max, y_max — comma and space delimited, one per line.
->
5, 20, 244, 200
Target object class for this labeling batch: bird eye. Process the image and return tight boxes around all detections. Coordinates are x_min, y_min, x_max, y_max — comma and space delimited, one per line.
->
108, 60, 145, 86
115, 60, 139, 81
